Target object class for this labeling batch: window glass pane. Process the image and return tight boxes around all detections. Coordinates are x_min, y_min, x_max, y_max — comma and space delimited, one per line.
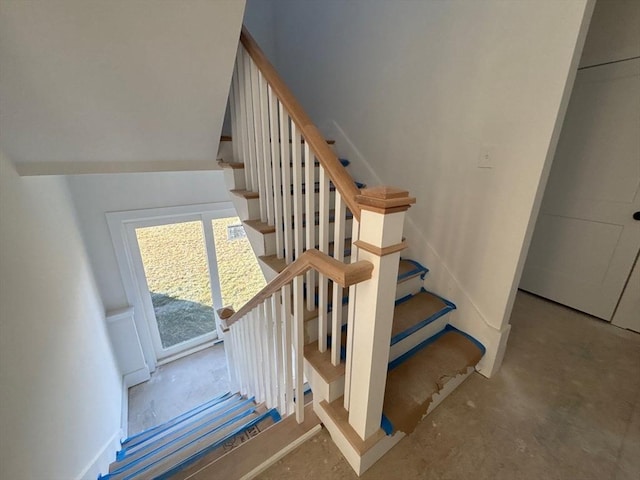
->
136, 221, 215, 348
211, 217, 266, 310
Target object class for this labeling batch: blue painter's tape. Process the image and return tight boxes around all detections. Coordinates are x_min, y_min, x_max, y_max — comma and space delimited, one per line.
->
444, 324, 486, 355
389, 288, 456, 347
388, 328, 450, 371
388, 323, 485, 371
380, 413, 394, 436
112, 404, 259, 480
339, 158, 350, 167
396, 258, 429, 282
116, 397, 256, 465
119, 393, 242, 453
154, 409, 282, 480
120, 391, 233, 448
394, 292, 414, 306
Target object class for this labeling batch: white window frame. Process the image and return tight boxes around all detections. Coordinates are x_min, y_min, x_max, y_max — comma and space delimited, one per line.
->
107, 202, 237, 368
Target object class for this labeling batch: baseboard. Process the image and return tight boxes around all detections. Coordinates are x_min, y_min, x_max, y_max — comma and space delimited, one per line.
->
75, 428, 122, 480
123, 365, 151, 388
120, 377, 129, 439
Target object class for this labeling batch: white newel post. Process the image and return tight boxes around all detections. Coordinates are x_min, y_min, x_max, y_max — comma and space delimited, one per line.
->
347, 187, 415, 441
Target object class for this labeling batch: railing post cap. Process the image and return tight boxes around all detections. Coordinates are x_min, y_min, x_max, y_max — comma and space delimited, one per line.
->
355, 186, 416, 214
217, 306, 236, 319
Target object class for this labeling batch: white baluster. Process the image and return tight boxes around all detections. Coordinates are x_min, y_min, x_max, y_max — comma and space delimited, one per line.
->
343, 217, 359, 410
317, 166, 330, 352
265, 296, 276, 408
280, 110, 293, 263
235, 50, 251, 189
250, 60, 267, 222
282, 284, 294, 414
269, 91, 284, 259
243, 50, 258, 192
331, 191, 346, 366
293, 275, 305, 423
291, 124, 303, 260
259, 72, 274, 226
228, 60, 239, 162
304, 144, 316, 311
273, 289, 286, 413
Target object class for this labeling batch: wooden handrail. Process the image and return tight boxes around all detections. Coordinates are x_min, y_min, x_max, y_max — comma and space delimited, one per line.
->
240, 25, 362, 220
224, 249, 373, 328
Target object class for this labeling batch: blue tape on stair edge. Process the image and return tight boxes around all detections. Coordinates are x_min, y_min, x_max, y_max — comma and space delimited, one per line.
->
119, 393, 242, 453
380, 414, 394, 436
397, 258, 429, 282
446, 324, 486, 355
116, 397, 256, 463
154, 408, 282, 480
388, 324, 485, 371
119, 391, 233, 447
110, 399, 257, 476
389, 288, 456, 347
109, 404, 259, 480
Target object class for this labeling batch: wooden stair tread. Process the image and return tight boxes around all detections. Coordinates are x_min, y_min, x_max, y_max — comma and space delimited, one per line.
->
220, 134, 334, 145
182, 404, 320, 480
397, 259, 427, 283
217, 159, 245, 169
243, 219, 276, 234
230, 189, 259, 199
383, 329, 483, 435
392, 291, 447, 338
304, 343, 345, 384
259, 239, 353, 274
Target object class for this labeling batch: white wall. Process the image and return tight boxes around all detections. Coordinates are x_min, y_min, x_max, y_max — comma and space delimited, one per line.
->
66, 171, 232, 369
256, 0, 593, 375
0, 152, 122, 479
0, 0, 245, 175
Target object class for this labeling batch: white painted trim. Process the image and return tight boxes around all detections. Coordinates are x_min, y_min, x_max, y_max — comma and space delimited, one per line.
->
124, 366, 151, 388
106, 202, 236, 369
16, 159, 222, 176
120, 377, 129, 440
75, 428, 122, 480
240, 424, 322, 480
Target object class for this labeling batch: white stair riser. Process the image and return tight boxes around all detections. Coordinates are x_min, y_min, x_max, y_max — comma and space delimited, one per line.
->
304, 361, 345, 405
247, 218, 354, 257
140, 412, 265, 479
229, 194, 260, 222
394, 276, 424, 301
223, 168, 246, 191
303, 304, 349, 345
314, 402, 405, 476
217, 140, 233, 161
388, 315, 450, 363
260, 255, 353, 282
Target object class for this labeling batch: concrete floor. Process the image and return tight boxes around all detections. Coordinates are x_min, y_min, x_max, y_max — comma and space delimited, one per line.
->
257, 291, 640, 480
127, 343, 231, 435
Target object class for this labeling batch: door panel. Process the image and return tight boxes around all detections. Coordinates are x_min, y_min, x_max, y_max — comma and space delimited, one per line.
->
521, 59, 640, 320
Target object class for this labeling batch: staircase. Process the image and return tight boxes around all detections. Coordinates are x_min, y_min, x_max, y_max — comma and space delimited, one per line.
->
99, 24, 487, 478
210, 25, 486, 477
100, 393, 282, 479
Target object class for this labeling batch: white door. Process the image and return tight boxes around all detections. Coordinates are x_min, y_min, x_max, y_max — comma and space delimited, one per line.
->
521, 58, 640, 321
612, 251, 640, 332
